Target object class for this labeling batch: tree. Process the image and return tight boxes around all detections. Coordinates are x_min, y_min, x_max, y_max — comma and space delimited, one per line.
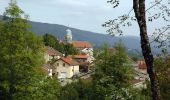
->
154, 56, 170, 100
0, 1, 60, 99
133, 1, 161, 99
64, 43, 78, 56
59, 79, 93, 100
43, 33, 65, 53
92, 43, 135, 99
103, 0, 170, 99
43, 33, 78, 55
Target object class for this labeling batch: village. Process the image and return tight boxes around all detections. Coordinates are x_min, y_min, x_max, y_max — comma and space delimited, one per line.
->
43, 29, 149, 88
1, 0, 170, 99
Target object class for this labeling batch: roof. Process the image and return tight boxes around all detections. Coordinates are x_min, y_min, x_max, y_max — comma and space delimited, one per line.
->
138, 61, 147, 69
42, 63, 53, 73
72, 41, 92, 48
59, 57, 79, 66
131, 79, 143, 84
71, 54, 89, 59
45, 46, 63, 56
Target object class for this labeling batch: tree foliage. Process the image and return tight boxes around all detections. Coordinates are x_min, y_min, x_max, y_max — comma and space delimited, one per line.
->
102, 0, 170, 99
92, 42, 135, 99
0, 2, 60, 99
154, 56, 170, 100
59, 79, 93, 100
43, 33, 64, 53
43, 33, 78, 55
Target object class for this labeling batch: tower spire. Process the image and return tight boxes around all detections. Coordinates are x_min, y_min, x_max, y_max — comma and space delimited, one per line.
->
65, 29, 72, 43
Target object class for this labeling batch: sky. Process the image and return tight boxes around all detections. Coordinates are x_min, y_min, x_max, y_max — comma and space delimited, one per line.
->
0, 0, 166, 36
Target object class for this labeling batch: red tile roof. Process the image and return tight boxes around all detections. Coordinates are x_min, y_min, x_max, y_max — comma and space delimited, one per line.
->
60, 57, 79, 66
72, 41, 92, 48
138, 61, 147, 69
42, 63, 53, 73
72, 54, 89, 59
45, 46, 62, 56
131, 79, 143, 84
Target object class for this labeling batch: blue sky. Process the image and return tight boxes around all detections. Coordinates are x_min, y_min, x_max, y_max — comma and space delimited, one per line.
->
0, 0, 166, 36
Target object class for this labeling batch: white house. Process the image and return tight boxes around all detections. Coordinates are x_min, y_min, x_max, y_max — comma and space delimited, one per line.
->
72, 41, 94, 63
44, 46, 63, 63
43, 63, 53, 77
52, 57, 79, 79
132, 79, 146, 88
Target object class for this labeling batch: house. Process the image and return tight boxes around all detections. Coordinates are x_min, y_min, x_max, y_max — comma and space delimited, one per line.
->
131, 79, 146, 88
52, 57, 79, 79
72, 41, 92, 50
70, 54, 90, 72
130, 61, 147, 88
71, 54, 89, 62
64, 29, 95, 63
44, 46, 63, 63
137, 61, 147, 74
43, 63, 53, 77
72, 41, 94, 63
133, 60, 149, 83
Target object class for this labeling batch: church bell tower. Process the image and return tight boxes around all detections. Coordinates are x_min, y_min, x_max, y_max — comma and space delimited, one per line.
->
65, 29, 72, 43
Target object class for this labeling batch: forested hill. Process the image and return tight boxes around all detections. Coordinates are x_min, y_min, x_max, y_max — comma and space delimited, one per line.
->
0, 15, 141, 50
29, 21, 141, 49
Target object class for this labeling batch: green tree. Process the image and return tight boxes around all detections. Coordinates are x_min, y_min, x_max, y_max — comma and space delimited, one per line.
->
64, 43, 78, 56
43, 33, 65, 53
0, 2, 60, 99
59, 79, 93, 100
154, 57, 170, 100
103, 0, 170, 99
43, 33, 78, 55
92, 42, 134, 99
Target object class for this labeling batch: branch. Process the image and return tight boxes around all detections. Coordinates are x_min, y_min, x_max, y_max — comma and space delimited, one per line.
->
145, 0, 163, 12
150, 26, 170, 44
128, 8, 133, 16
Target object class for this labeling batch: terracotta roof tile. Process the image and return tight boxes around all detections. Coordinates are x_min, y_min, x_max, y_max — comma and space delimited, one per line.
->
138, 61, 147, 69
131, 79, 143, 84
72, 41, 92, 48
45, 46, 62, 56
60, 57, 79, 66
71, 54, 89, 59
42, 63, 53, 73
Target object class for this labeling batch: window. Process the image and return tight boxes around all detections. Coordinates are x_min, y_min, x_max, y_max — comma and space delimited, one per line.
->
57, 63, 59, 66
63, 63, 65, 67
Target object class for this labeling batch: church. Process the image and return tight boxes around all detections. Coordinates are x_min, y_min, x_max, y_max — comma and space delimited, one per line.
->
64, 29, 94, 63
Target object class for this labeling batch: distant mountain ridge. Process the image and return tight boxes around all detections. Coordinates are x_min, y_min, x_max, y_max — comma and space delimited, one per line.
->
0, 15, 141, 50
29, 21, 141, 49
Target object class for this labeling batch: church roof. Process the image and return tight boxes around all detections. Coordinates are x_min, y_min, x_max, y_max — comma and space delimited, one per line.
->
72, 41, 92, 48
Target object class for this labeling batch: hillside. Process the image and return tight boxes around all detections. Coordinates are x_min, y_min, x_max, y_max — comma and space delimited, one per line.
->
30, 21, 141, 49
0, 15, 141, 50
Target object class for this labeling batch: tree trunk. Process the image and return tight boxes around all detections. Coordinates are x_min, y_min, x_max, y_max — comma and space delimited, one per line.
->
133, 0, 160, 100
